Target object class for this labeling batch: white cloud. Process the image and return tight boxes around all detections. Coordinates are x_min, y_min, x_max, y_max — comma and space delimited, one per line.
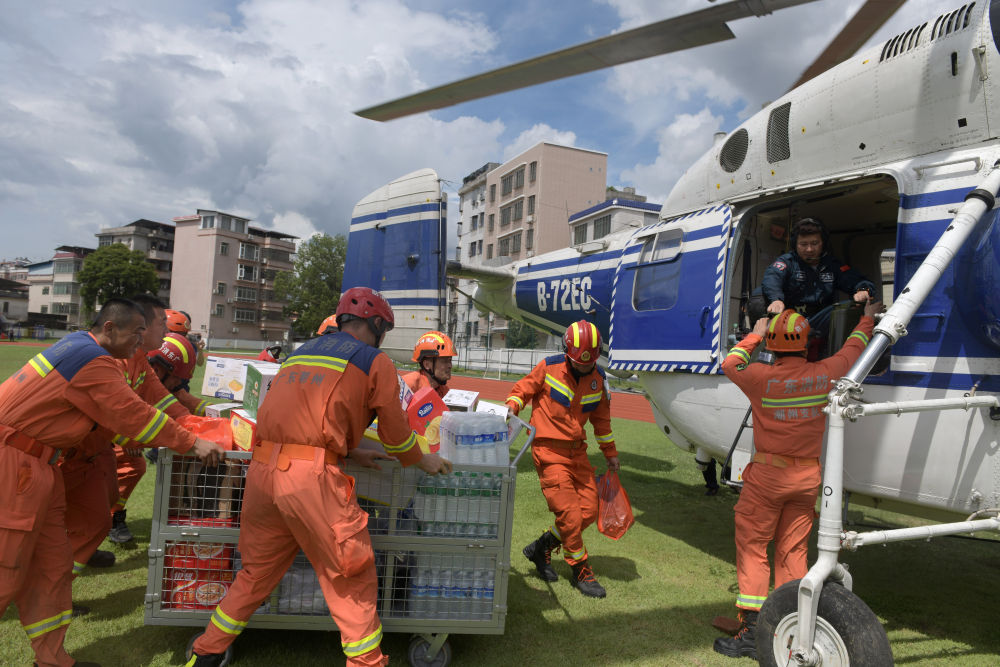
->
502, 124, 578, 161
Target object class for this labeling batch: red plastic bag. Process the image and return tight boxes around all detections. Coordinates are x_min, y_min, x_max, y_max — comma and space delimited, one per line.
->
596, 471, 635, 540
176, 414, 234, 451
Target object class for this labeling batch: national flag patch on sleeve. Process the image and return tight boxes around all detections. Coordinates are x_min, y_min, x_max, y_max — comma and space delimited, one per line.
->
772, 260, 787, 271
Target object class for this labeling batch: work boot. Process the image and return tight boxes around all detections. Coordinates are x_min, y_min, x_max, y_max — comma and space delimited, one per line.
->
713, 609, 758, 659
109, 509, 134, 543
72, 603, 91, 617
570, 560, 606, 598
185, 652, 225, 667
145, 447, 159, 465
522, 530, 560, 582
87, 549, 116, 568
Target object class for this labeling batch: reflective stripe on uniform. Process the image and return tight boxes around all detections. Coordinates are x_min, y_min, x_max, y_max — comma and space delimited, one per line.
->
726, 347, 751, 367
154, 394, 178, 412
565, 546, 586, 561
737, 592, 767, 610
849, 330, 870, 345
580, 391, 602, 406
73, 561, 86, 576
134, 409, 168, 444
283, 355, 348, 373
761, 393, 828, 409
195, 399, 209, 416
209, 606, 248, 636
545, 374, 573, 406
112, 434, 131, 447
506, 395, 524, 410
382, 431, 417, 455
28, 353, 54, 378
342, 624, 383, 657
22, 609, 73, 639
595, 432, 614, 444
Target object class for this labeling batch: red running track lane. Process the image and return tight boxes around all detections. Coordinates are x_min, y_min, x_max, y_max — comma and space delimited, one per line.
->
446, 375, 654, 424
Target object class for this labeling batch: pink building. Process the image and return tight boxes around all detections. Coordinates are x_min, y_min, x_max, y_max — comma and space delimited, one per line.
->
170, 210, 297, 346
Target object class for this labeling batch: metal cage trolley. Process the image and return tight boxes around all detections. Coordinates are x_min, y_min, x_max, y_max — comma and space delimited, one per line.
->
144, 416, 535, 667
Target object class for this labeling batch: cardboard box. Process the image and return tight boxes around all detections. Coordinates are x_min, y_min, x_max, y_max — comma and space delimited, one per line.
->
398, 375, 413, 408
242, 361, 281, 419
201, 356, 252, 401
229, 409, 258, 452
204, 402, 242, 419
476, 400, 510, 420
443, 389, 479, 412
406, 387, 448, 436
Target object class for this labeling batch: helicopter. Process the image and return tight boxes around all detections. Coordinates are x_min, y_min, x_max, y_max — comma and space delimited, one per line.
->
343, 0, 1000, 663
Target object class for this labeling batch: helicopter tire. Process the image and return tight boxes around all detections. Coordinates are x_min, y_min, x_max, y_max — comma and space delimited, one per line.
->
757, 579, 892, 667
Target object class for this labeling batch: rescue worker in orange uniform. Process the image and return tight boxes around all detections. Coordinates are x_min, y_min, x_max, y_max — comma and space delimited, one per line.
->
167, 308, 207, 367
0, 298, 223, 667
256, 343, 282, 363
186, 287, 452, 667
506, 320, 619, 599
402, 330, 454, 398
714, 300, 880, 659
147, 333, 210, 415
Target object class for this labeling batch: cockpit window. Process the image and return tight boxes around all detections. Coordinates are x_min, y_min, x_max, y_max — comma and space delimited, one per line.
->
633, 228, 683, 311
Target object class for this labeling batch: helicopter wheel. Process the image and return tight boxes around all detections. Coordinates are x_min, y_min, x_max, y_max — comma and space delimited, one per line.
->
757, 579, 892, 667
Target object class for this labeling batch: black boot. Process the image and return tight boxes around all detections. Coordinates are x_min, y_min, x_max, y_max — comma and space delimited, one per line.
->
522, 530, 560, 582
87, 549, 116, 568
185, 654, 225, 667
109, 509, 133, 543
713, 609, 758, 659
72, 603, 91, 617
570, 559, 606, 598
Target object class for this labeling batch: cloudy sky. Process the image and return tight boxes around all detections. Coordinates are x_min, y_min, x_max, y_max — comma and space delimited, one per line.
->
1, 0, 941, 262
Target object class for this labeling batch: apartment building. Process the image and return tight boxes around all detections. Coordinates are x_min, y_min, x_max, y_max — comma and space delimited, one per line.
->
0, 258, 30, 283
95, 219, 175, 302
26, 245, 94, 329
568, 194, 662, 252
453, 142, 607, 349
170, 209, 296, 345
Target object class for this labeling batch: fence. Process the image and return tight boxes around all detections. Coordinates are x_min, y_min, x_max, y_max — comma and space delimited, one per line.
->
454, 347, 561, 377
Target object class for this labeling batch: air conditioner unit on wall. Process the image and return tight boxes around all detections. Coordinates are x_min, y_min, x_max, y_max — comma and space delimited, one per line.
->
526, 215, 534, 223
231, 328, 239, 334
226, 298, 233, 303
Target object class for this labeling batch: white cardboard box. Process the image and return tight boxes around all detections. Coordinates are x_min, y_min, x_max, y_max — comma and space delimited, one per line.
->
475, 400, 509, 420
204, 402, 242, 419
442, 389, 479, 412
201, 356, 252, 401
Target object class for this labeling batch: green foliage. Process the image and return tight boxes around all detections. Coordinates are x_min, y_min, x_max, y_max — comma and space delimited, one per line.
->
273, 233, 347, 337
77, 243, 159, 311
506, 318, 538, 349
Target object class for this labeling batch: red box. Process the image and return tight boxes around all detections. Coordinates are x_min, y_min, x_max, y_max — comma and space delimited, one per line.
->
167, 569, 234, 610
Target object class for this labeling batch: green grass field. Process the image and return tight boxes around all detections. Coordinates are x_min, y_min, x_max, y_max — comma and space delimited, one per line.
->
2, 342, 999, 666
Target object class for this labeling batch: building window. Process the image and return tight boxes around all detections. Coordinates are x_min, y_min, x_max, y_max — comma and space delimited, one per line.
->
499, 237, 510, 256
236, 286, 258, 302
239, 242, 259, 261
237, 264, 258, 282
529, 161, 537, 182
489, 184, 496, 202
216, 282, 226, 296
233, 308, 257, 323
234, 219, 247, 234
511, 232, 522, 253
501, 173, 513, 196
41, 305, 48, 314
469, 244, 476, 259
528, 195, 535, 216
487, 244, 493, 259
515, 166, 525, 189
512, 200, 523, 222
99, 237, 112, 247
52, 282, 79, 296
200, 215, 216, 229
53, 302, 79, 315
593, 214, 611, 240
500, 206, 512, 227
477, 240, 483, 255
42, 286, 49, 295
488, 214, 495, 231
54, 261, 78, 274
574, 224, 588, 245
214, 304, 225, 317
220, 242, 229, 256
526, 229, 534, 250
220, 215, 233, 232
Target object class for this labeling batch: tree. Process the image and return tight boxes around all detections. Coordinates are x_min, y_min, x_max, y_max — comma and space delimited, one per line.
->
273, 233, 347, 337
78, 243, 159, 311
506, 318, 538, 349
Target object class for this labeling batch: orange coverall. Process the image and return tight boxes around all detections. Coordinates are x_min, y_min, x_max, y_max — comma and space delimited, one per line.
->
401, 370, 448, 398
0, 331, 197, 667
721, 316, 875, 612
506, 354, 617, 565
192, 330, 424, 667
111, 352, 192, 515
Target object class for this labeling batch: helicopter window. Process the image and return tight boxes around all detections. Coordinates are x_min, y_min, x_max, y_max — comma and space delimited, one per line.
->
719, 129, 749, 173
766, 103, 791, 163
633, 229, 682, 311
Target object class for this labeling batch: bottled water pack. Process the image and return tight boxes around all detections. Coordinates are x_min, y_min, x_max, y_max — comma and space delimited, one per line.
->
438, 412, 509, 465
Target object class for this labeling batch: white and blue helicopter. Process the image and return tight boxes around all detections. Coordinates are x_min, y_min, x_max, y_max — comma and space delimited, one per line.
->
345, 1, 1000, 663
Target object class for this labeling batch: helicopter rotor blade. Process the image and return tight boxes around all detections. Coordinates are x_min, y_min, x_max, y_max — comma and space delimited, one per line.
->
355, 0, 820, 122
788, 0, 906, 91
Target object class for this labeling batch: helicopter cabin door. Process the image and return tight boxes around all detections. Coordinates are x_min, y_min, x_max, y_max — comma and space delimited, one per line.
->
609, 204, 732, 374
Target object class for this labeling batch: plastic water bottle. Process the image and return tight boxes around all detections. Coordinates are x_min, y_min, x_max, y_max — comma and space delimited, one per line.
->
471, 560, 486, 620
410, 560, 428, 618
440, 564, 455, 619
445, 472, 461, 527
488, 475, 502, 538
474, 474, 490, 538
481, 562, 494, 619
457, 557, 474, 616
427, 556, 442, 619
433, 474, 448, 526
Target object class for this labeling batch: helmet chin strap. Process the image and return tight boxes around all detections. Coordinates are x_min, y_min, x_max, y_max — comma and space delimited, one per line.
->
368, 317, 390, 348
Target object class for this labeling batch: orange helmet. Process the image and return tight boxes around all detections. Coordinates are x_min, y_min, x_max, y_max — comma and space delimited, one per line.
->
412, 331, 455, 362
165, 309, 191, 334
563, 320, 601, 364
765, 310, 811, 352
147, 333, 196, 380
317, 314, 338, 336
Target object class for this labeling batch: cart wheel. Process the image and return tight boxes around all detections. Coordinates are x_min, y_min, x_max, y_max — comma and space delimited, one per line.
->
185, 631, 234, 667
407, 635, 452, 667
757, 579, 892, 667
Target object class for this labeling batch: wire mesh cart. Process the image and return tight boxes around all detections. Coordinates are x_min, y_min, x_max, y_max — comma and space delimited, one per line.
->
144, 417, 534, 667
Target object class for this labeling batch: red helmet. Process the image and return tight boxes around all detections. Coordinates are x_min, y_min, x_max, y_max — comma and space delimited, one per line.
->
147, 333, 197, 380
563, 320, 601, 364
165, 309, 191, 334
412, 331, 456, 362
765, 309, 811, 352
317, 314, 338, 336
335, 287, 394, 345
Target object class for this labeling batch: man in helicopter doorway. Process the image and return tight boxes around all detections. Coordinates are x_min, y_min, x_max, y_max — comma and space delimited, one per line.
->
751, 217, 877, 356
714, 298, 881, 659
